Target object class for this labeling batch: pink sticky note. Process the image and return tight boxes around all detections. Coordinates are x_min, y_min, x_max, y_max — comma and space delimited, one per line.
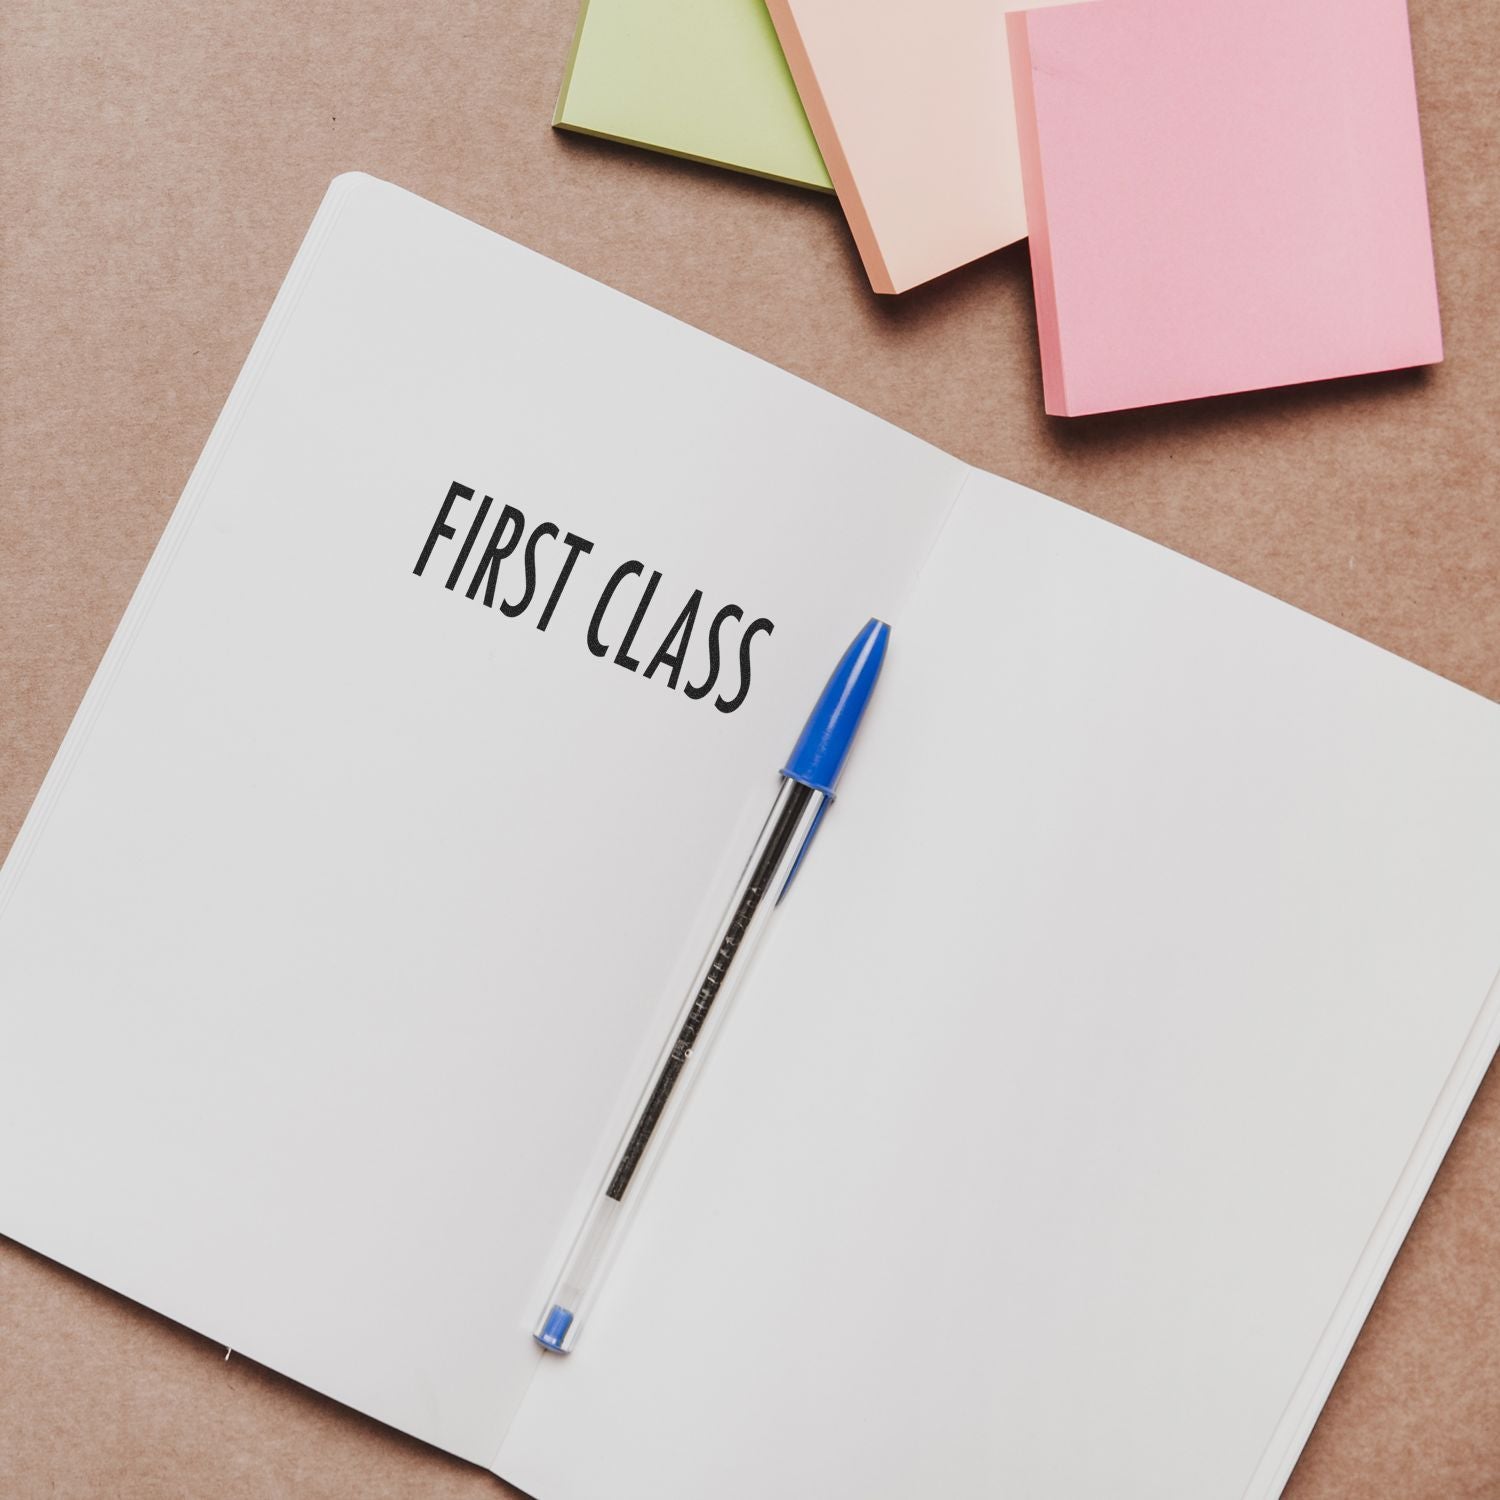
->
1009, 0, 1443, 416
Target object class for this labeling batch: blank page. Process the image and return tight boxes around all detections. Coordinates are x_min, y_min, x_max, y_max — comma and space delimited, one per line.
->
499, 470, 1500, 1498
0, 175, 963, 1464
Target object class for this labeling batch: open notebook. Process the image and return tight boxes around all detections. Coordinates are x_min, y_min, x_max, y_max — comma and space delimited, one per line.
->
1, 175, 1497, 1500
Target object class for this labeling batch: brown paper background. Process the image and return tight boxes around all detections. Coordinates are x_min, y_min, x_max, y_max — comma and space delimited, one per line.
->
1, 1, 1497, 1495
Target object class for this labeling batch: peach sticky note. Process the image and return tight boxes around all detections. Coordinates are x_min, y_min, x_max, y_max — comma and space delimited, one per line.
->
1009, 0, 1443, 416
765, 0, 1080, 295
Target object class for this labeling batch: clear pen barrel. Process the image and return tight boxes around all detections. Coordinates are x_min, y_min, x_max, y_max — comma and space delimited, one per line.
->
533, 775, 825, 1353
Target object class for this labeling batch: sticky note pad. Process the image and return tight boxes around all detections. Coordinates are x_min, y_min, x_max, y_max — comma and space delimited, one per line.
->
1008, 0, 1443, 415
765, 0, 1080, 295
555, 0, 831, 191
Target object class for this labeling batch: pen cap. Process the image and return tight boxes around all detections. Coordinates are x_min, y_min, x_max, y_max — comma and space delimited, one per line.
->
782, 619, 890, 797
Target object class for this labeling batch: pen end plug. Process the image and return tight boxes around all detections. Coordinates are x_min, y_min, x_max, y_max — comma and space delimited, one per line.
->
533, 1303, 575, 1354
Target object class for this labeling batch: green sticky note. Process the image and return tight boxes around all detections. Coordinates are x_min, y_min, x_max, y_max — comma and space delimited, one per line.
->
555, 0, 832, 192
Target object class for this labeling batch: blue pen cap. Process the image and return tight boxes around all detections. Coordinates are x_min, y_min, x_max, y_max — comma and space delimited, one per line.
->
782, 619, 890, 797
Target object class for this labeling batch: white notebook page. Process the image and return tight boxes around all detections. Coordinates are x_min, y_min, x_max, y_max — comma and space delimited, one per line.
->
498, 471, 1500, 1499
0, 175, 964, 1463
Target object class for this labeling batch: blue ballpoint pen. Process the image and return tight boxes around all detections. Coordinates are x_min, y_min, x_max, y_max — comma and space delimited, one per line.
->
533, 618, 891, 1354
